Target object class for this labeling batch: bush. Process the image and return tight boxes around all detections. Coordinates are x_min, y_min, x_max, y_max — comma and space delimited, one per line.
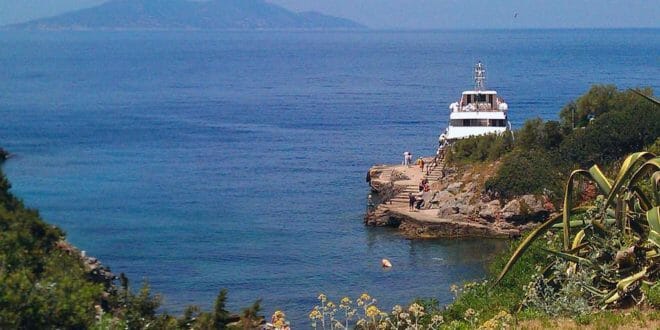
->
517, 118, 563, 151
649, 284, 660, 308
489, 85, 658, 199
439, 237, 550, 327
485, 149, 564, 199
558, 96, 660, 166
446, 131, 513, 164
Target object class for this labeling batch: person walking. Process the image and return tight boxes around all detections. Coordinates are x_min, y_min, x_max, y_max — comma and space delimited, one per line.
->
408, 192, 415, 211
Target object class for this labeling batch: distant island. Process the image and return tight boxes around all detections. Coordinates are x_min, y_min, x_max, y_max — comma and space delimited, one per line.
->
2, 0, 365, 31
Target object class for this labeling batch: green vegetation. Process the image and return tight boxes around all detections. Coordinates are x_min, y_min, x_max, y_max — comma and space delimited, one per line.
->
484, 149, 563, 198
496, 151, 659, 310
0, 156, 263, 329
0, 84, 657, 329
311, 150, 658, 329
0, 164, 102, 328
445, 131, 513, 164
447, 85, 659, 201
314, 86, 659, 329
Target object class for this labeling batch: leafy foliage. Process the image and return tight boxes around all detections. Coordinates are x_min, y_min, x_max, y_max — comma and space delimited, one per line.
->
445, 131, 513, 164
0, 160, 261, 329
495, 152, 660, 313
484, 85, 659, 199
485, 149, 563, 199
0, 169, 102, 329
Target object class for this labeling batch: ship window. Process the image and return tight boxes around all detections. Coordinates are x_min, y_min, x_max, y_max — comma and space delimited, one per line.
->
488, 119, 506, 127
477, 94, 487, 102
463, 119, 470, 126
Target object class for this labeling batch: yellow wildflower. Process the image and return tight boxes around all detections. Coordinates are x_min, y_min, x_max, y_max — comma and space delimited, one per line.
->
464, 308, 477, 320
408, 303, 424, 316
308, 309, 321, 320
366, 305, 380, 318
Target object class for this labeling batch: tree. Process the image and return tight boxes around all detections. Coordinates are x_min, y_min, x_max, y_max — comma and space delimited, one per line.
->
213, 288, 231, 329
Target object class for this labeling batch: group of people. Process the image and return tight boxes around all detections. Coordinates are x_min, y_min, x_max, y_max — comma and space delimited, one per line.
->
408, 178, 433, 211
402, 151, 413, 166
403, 151, 428, 173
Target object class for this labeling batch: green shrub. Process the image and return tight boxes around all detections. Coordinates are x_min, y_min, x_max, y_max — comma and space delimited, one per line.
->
485, 149, 564, 199
517, 118, 564, 151
647, 137, 660, 154
558, 97, 660, 166
446, 131, 513, 164
489, 85, 658, 199
439, 237, 550, 327
649, 284, 660, 308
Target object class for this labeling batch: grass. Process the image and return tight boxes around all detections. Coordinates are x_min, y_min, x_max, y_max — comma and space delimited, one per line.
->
436, 237, 550, 328
432, 229, 659, 329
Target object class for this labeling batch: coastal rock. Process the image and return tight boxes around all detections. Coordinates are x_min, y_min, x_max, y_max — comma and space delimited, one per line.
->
365, 161, 548, 240
459, 204, 477, 216
398, 214, 518, 239
437, 206, 455, 218
478, 200, 501, 222
435, 190, 455, 203
446, 182, 463, 194
500, 195, 548, 222
56, 241, 116, 286
464, 181, 477, 193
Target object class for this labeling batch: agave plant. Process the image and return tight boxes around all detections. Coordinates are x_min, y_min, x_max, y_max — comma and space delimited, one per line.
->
495, 151, 660, 308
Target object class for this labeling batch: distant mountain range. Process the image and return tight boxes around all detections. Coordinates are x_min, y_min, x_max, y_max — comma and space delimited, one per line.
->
3, 0, 365, 31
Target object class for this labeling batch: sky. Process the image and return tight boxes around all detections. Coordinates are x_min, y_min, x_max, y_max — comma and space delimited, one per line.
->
0, 0, 658, 29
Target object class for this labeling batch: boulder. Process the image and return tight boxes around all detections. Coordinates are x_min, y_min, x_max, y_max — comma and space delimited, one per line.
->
435, 190, 455, 204
478, 200, 501, 221
437, 206, 456, 218
464, 181, 477, 193
500, 195, 548, 222
446, 182, 463, 194
459, 204, 477, 216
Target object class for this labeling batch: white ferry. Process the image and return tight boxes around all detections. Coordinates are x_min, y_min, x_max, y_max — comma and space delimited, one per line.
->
440, 62, 511, 142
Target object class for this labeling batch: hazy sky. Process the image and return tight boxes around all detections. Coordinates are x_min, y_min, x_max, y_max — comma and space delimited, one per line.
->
1, 0, 658, 29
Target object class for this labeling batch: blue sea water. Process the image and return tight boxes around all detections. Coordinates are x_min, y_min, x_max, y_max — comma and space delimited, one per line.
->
0, 29, 658, 325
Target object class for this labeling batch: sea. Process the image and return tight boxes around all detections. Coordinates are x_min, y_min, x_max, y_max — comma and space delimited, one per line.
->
1, 29, 658, 325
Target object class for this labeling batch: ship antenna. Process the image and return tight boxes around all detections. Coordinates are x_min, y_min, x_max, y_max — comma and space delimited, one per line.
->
474, 61, 486, 91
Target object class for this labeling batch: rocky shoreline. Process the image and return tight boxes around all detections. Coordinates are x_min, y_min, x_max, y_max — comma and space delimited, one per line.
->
365, 158, 555, 239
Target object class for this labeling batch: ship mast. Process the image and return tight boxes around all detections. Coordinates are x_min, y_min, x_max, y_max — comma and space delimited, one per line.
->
474, 61, 486, 91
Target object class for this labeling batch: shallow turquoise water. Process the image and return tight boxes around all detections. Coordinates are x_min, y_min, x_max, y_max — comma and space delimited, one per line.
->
0, 29, 658, 325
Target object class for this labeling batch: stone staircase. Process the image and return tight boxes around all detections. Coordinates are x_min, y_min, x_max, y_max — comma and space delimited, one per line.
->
365, 155, 447, 226
425, 156, 446, 182
385, 156, 446, 209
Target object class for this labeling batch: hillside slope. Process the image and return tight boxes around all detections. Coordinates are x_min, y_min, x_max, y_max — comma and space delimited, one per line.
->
4, 0, 365, 30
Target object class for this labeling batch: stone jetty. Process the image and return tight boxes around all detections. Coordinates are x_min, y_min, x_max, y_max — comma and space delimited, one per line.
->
365, 154, 554, 239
